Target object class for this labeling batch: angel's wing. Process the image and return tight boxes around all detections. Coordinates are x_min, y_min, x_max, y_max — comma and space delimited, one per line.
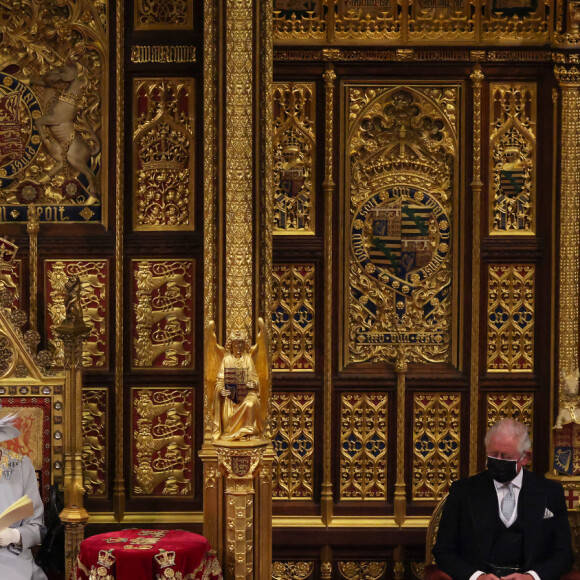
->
250, 317, 271, 435
205, 321, 226, 438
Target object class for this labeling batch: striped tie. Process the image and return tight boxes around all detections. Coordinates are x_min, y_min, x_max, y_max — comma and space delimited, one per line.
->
501, 483, 515, 521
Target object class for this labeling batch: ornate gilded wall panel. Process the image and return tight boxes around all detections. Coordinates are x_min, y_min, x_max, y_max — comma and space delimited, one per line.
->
273, 83, 315, 233
338, 561, 386, 580
45, 260, 109, 369
0, 257, 21, 307
131, 259, 194, 369
487, 265, 534, 372
481, 1, 550, 43
408, 1, 475, 42
132, 387, 193, 496
345, 84, 460, 366
412, 393, 460, 501
340, 393, 387, 500
82, 388, 107, 496
133, 78, 195, 230
271, 392, 314, 499
0, 391, 64, 503
272, 561, 314, 580
134, 0, 193, 30
272, 264, 315, 371
489, 83, 536, 234
273, 0, 326, 41
0, 0, 108, 224
486, 392, 534, 428
334, 1, 400, 41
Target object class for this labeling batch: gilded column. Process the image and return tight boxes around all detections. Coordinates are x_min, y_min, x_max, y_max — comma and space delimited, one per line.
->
113, 0, 126, 522
26, 205, 39, 330
469, 64, 484, 475
321, 58, 336, 526
394, 348, 408, 526
554, 60, 580, 378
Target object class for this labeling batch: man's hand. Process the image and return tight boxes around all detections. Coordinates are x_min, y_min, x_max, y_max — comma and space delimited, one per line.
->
478, 574, 500, 580
501, 574, 534, 580
0, 527, 20, 547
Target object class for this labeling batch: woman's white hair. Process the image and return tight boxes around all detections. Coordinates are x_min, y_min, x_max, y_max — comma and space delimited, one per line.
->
484, 418, 531, 454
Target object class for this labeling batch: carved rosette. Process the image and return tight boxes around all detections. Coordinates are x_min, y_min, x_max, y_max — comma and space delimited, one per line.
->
46, 260, 108, 369
338, 561, 386, 580
412, 393, 460, 501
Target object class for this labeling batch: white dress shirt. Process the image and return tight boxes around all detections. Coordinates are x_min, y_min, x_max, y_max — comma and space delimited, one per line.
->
469, 469, 540, 580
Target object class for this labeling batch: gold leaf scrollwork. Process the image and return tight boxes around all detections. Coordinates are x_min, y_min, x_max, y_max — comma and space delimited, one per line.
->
135, 0, 192, 29
346, 85, 459, 365
273, 83, 316, 233
412, 393, 460, 501
340, 393, 387, 500
273, 0, 326, 41
338, 561, 386, 580
133, 79, 195, 230
133, 388, 193, 496
408, 1, 475, 41
82, 388, 107, 496
489, 84, 537, 234
272, 561, 314, 580
487, 393, 534, 430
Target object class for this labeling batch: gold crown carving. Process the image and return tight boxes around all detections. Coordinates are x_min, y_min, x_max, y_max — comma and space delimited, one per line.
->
154, 549, 176, 568
138, 125, 189, 172
0, 237, 18, 271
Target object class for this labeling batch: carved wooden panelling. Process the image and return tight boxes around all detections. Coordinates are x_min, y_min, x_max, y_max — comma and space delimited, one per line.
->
413, 393, 460, 501
45, 260, 109, 369
134, 0, 193, 30
345, 84, 459, 366
489, 83, 537, 234
486, 392, 534, 429
0, 0, 108, 224
131, 260, 194, 369
272, 561, 314, 580
273, 82, 315, 233
487, 265, 534, 372
272, 264, 315, 372
132, 387, 194, 496
271, 392, 314, 499
340, 393, 387, 500
338, 561, 387, 580
0, 257, 21, 307
133, 78, 195, 230
82, 388, 107, 496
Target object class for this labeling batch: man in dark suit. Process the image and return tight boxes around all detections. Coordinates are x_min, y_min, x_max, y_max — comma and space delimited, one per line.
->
433, 418, 573, 580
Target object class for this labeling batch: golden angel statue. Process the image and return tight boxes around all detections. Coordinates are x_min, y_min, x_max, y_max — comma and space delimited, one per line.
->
554, 368, 580, 429
205, 319, 270, 443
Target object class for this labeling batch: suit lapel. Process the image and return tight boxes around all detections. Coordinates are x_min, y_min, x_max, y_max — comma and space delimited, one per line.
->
518, 470, 544, 567
468, 472, 498, 565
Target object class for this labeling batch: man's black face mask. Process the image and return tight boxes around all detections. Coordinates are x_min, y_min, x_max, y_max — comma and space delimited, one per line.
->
486, 456, 518, 483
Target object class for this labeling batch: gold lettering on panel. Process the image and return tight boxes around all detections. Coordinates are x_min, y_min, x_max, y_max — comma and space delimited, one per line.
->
82, 388, 107, 496
132, 388, 193, 496
340, 393, 387, 500
132, 260, 194, 369
46, 260, 108, 369
272, 264, 315, 371
412, 393, 460, 501
134, 0, 193, 30
487, 265, 534, 372
345, 85, 460, 365
133, 79, 195, 230
130, 45, 197, 64
487, 392, 534, 429
271, 393, 314, 499
489, 83, 536, 235
273, 83, 315, 233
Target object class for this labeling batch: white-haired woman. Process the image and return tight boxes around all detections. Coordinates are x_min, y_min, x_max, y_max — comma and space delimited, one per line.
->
0, 408, 47, 579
